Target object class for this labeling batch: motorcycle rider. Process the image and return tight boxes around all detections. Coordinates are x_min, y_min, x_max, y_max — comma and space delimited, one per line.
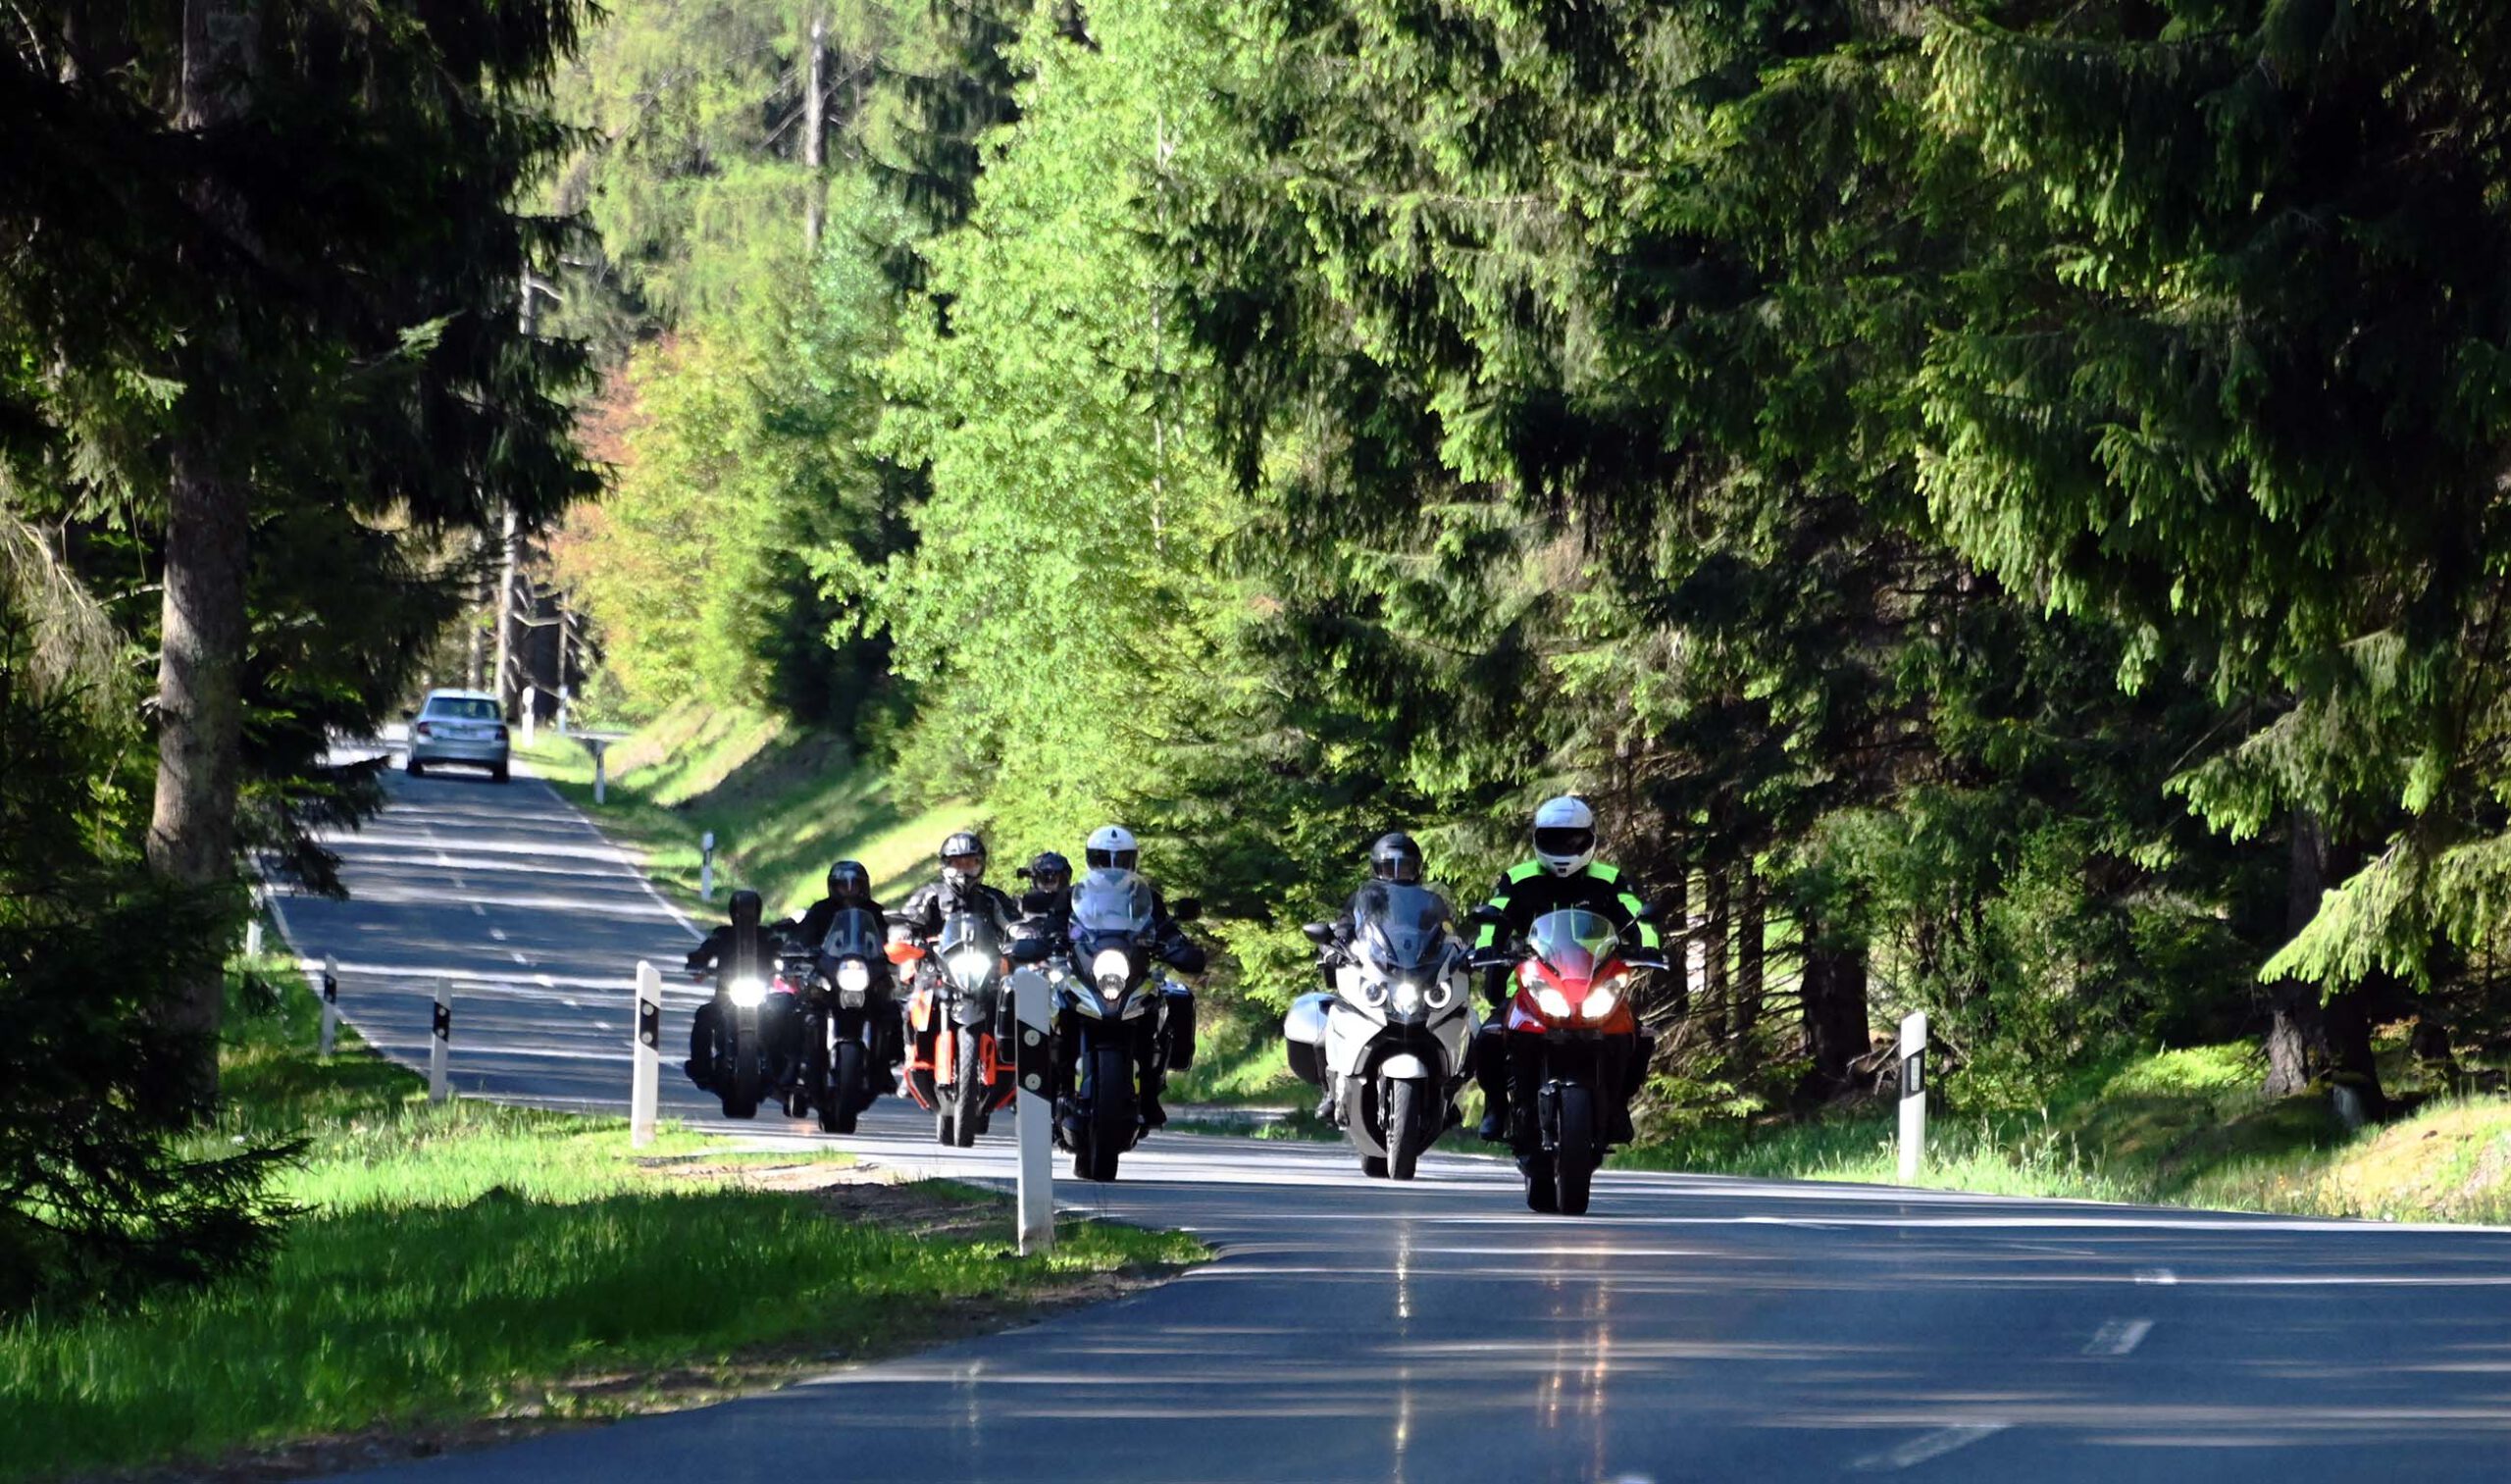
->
787, 858, 887, 947
1066, 824, 1205, 1129
1012, 850, 1074, 937
683, 888, 786, 1089
1470, 795, 1662, 1146
890, 831, 1020, 947
785, 858, 902, 1094
1309, 831, 1455, 1122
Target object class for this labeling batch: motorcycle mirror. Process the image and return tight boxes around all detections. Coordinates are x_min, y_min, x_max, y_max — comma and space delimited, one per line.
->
1015, 865, 1034, 880
1631, 900, 1660, 922
1007, 937, 1051, 963
1301, 921, 1336, 947
1465, 903, 1506, 927
1170, 896, 1203, 922
884, 941, 924, 966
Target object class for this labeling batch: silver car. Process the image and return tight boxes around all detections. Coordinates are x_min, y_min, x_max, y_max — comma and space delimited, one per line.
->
406, 689, 510, 782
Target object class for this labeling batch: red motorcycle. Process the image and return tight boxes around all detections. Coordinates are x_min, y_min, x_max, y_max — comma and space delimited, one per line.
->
1477, 905, 1657, 1215
892, 910, 1018, 1146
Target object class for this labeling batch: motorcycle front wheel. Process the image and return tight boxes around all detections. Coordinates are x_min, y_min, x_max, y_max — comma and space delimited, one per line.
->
824, 1038, 863, 1135
722, 1018, 761, 1120
1384, 1077, 1425, 1181
1080, 1041, 1133, 1182
951, 1028, 984, 1147
1553, 1083, 1597, 1216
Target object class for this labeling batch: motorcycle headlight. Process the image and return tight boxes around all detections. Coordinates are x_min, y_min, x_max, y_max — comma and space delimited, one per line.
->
1582, 982, 1621, 1019
838, 987, 866, 1008
949, 949, 994, 984
1391, 979, 1423, 1015
1092, 947, 1131, 989
727, 977, 768, 1008
1424, 978, 1457, 1011
1534, 985, 1572, 1019
835, 959, 872, 994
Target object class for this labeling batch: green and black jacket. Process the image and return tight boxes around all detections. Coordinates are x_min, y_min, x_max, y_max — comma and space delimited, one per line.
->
1471, 860, 1662, 952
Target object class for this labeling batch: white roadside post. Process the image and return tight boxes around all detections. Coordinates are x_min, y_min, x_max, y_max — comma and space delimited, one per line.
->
1897, 1010, 1928, 1183
318, 954, 340, 1058
430, 980, 453, 1105
1010, 966, 1054, 1255
243, 884, 265, 958
520, 685, 538, 747
632, 960, 662, 1149
589, 739, 609, 804
699, 832, 717, 903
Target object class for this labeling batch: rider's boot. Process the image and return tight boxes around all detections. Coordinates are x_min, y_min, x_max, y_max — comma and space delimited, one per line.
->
1473, 1025, 1511, 1141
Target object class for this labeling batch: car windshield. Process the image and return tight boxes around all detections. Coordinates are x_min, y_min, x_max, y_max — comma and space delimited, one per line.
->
427, 697, 499, 721
1072, 868, 1153, 936
819, 905, 884, 959
1525, 908, 1619, 985
1353, 883, 1449, 973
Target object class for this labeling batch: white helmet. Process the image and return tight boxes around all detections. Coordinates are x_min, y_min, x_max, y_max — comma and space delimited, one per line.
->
1085, 824, 1139, 873
1532, 795, 1596, 878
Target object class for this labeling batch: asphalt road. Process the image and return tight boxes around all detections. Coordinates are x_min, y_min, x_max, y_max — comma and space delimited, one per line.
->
274, 762, 2511, 1482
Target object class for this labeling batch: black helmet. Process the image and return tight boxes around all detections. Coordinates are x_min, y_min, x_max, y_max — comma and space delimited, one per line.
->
826, 859, 871, 902
941, 830, 988, 891
1370, 832, 1424, 885
729, 888, 764, 928
1022, 850, 1072, 895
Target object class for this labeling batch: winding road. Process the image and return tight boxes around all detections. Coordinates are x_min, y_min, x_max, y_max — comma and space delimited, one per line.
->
271, 763, 2511, 1482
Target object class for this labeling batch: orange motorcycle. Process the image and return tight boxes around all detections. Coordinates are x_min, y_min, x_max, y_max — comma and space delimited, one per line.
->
890, 910, 1018, 1146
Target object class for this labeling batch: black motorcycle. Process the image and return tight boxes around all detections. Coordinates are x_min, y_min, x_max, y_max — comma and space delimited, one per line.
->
1053, 870, 1197, 1182
803, 904, 893, 1134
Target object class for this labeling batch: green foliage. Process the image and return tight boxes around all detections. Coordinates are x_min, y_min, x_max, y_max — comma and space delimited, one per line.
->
0, 625, 294, 1317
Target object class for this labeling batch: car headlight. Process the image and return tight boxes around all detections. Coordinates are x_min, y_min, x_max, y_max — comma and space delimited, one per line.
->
949, 949, 994, 983
727, 977, 768, 1008
1534, 985, 1572, 1018
1582, 984, 1620, 1019
836, 959, 871, 994
1092, 947, 1131, 988
1391, 979, 1423, 1015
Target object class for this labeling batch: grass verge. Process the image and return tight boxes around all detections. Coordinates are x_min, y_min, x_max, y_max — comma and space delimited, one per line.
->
1617, 1038, 2511, 1224
0, 965, 1204, 1483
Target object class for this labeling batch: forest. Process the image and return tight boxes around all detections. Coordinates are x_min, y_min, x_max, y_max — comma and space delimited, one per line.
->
9, 0, 2511, 1310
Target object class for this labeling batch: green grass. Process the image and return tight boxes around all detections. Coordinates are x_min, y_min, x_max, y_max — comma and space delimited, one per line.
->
518, 702, 972, 916
1616, 1035, 2511, 1224
0, 966, 1204, 1482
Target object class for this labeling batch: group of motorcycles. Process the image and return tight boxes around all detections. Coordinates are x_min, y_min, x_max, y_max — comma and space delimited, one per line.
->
692, 872, 1198, 1183
1283, 890, 1663, 1217
694, 869, 1656, 1215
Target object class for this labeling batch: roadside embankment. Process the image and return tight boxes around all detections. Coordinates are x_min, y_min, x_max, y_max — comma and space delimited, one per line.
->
0, 961, 1204, 1483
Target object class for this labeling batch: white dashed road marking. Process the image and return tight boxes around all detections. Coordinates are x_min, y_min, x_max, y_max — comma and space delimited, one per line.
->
1851, 1424, 2010, 1472
2085, 1318, 2153, 1356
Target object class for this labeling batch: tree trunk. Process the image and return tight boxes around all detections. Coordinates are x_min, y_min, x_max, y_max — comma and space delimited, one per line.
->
1702, 865, 1731, 1044
2264, 810, 2333, 1097
490, 503, 519, 714
148, 0, 257, 1108
1662, 865, 1689, 1021
1733, 866, 1764, 1040
802, 13, 828, 252
1797, 934, 1870, 1100
150, 439, 251, 1107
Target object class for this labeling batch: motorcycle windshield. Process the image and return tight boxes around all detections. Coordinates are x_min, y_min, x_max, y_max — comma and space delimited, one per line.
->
819, 906, 884, 962
1354, 883, 1450, 974
1526, 908, 1619, 985
1072, 868, 1154, 937
937, 912, 1000, 959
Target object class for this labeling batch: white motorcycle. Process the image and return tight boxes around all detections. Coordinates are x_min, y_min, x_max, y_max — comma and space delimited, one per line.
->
1283, 883, 1475, 1179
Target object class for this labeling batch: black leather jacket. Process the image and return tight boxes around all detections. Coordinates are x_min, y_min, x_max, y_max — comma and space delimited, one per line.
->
787, 894, 889, 950
890, 877, 1020, 945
